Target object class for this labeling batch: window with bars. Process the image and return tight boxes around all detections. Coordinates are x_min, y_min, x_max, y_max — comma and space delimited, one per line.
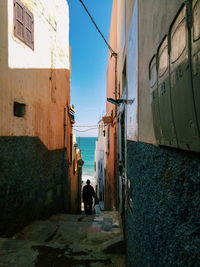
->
14, 0, 34, 50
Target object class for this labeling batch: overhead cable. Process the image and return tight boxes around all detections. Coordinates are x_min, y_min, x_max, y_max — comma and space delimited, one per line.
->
73, 127, 99, 132
78, 0, 117, 56
73, 125, 99, 128
73, 124, 111, 129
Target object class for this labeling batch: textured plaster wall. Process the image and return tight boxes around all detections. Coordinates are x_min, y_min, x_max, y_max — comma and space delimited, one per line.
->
0, 0, 70, 150
94, 122, 106, 200
117, 0, 134, 98
105, 0, 118, 211
126, 141, 200, 266
127, 0, 138, 141
105, 125, 117, 210
138, 0, 183, 144
0, 0, 71, 235
0, 137, 68, 237
8, 0, 70, 69
0, 68, 70, 150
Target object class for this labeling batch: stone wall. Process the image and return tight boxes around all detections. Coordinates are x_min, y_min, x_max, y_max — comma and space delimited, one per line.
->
126, 141, 200, 266
0, 137, 68, 237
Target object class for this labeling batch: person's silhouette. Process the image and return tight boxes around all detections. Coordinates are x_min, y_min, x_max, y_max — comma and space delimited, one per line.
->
82, 179, 95, 215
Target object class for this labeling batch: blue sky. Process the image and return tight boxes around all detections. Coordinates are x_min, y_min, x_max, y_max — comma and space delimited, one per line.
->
67, 0, 113, 137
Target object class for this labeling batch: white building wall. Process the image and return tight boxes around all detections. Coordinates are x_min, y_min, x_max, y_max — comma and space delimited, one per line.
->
8, 0, 70, 69
94, 121, 106, 200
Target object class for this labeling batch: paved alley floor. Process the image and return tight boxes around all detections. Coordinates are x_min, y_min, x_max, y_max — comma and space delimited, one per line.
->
0, 208, 126, 267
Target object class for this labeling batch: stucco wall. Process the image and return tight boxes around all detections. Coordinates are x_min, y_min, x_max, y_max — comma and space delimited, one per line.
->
0, 0, 70, 150
0, 1, 8, 69
0, 137, 68, 237
106, 0, 117, 113
94, 121, 106, 201
0, 0, 71, 235
8, 0, 70, 69
105, 0, 118, 210
138, 0, 183, 144
127, 0, 138, 141
117, 0, 134, 98
0, 68, 70, 150
126, 141, 200, 266
117, 0, 125, 92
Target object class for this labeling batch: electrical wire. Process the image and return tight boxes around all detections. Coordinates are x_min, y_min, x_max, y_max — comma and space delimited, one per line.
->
78, 0, 117, 56
73, 125, 99, 128
73, 127, 99, 132
73, 124, 111, 129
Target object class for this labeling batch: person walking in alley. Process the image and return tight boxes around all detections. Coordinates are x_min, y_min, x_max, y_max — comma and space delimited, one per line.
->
82, 179, 95, 215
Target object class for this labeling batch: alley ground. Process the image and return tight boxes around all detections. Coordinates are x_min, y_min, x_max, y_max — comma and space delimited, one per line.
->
0, 205, 126, 267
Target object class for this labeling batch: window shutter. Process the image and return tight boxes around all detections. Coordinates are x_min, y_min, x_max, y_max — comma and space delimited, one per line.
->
14, 0, 34, 50
14, 0, 24, 41
24, 9, 34, 49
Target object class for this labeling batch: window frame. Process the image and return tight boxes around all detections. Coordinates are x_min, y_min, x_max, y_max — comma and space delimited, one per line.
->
193, 0, 200, 42
14, 0, 34, 50
170, 5, 187, 64
149, 55, 157, 88
158, 36, 168, 78
171, 18, 186, 63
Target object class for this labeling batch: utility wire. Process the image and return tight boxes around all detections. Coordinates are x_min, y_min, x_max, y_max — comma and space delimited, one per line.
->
78, 0, 117, 56
73, 127, 99, 132
73, 124, 111, 128
73, 125, 98, 128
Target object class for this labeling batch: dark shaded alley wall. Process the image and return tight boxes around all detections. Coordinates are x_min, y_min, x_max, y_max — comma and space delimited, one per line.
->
0, 137, 68, 237
126, 141, 200, 266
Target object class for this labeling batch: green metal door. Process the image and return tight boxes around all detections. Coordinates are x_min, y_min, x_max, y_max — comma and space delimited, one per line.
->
149, 55, 162, 144
192, 0, 200, 135
157, 37, 177, 147
169, 4, 200, 151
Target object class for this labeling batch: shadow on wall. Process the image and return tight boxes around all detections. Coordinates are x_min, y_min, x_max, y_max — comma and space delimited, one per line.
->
0, 136, 69, 237
126, 140, 200, 267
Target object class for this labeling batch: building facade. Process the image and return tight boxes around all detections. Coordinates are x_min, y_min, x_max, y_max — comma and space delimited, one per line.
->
94, 119, 106, 206
103, 0, 118, 211
107, 0, 200, 266
69, 132, 84, 214
0, 0, 72, 236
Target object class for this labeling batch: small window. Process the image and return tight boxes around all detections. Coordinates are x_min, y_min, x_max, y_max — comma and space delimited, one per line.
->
149, 56, 157, 88
193, 0, 200, 41
14, 102, 26, 117
171, 18, 186, 63
14, 0, 34, 49
158, 38, 168, 77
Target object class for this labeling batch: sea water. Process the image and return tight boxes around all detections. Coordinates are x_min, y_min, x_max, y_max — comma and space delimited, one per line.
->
77, 137, 97, 186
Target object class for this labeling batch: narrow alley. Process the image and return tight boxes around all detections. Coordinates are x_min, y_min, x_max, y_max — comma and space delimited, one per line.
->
0, 206, 126, 267
0, 0, 200, 266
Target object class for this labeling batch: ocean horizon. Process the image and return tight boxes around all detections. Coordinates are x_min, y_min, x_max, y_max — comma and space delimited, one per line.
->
77, 137, 97, 185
